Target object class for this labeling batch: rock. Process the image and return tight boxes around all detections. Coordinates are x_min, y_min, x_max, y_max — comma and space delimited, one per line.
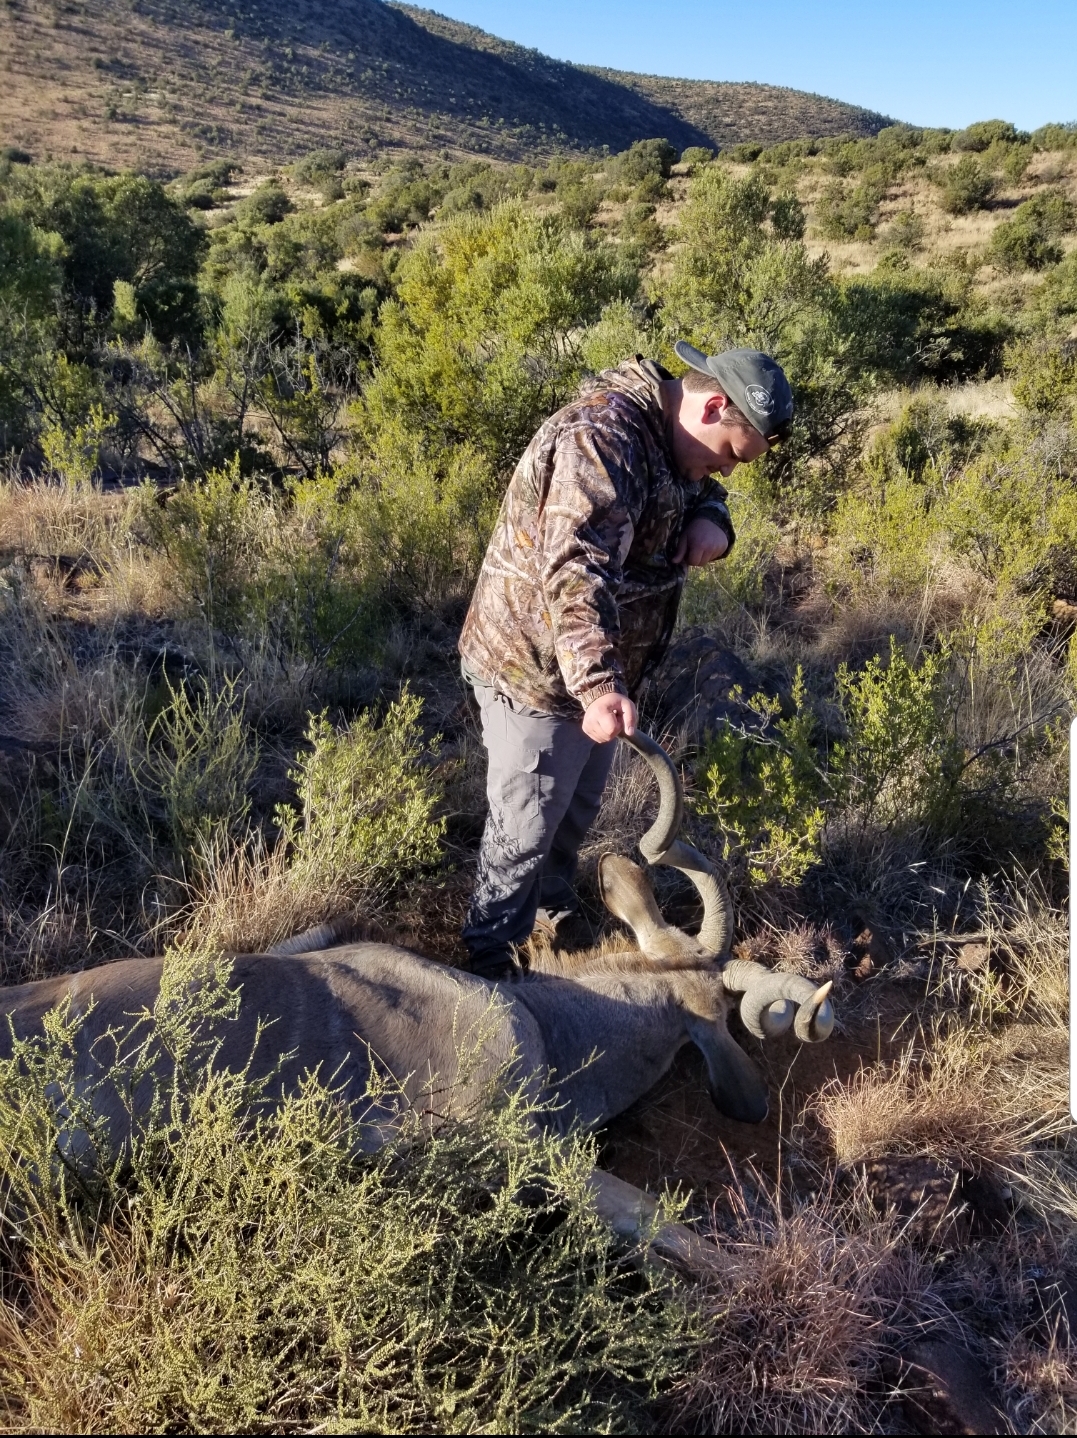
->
850, 924, 894, 970
863, 1156, 964, 1239
646, 631, 754, 740
954, 941, 990, 973
896, 1339, 1007, 1435
861, 1156, 1010, 1240
1051, 597, 1077, 633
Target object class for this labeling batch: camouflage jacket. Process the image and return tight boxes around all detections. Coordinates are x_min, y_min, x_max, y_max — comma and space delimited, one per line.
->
458, 357, 736, 717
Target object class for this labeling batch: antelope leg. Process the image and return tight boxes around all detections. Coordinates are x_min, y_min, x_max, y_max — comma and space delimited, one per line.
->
586, 1168, 739, 1276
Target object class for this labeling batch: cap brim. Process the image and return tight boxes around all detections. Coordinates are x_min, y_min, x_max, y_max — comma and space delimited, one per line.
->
673, 339, 717, 376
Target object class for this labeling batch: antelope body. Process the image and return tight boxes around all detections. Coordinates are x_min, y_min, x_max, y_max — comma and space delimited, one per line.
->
0, 735, 835, 1161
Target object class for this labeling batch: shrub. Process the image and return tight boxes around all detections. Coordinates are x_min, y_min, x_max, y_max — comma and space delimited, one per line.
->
679, 146, 714, 173
952, 119, 1022, 152
359, 202, 637, 474
0, 956, 693, 1433
145, 676, 259, 862
1031, 122, 1077, 151
883, 209, 925, 251
611, 138, 677, 184
1007, 338, 1077, 417
988, 190, 1075, 272
988, 218, 1062, 272
815, 176, 885, 241
276, 691, 445, 910
937, 156, 996, 214
770, 192, 806, 240
831, 640, 962, 834
695, 669, 827, 888
238, 182, 293, 227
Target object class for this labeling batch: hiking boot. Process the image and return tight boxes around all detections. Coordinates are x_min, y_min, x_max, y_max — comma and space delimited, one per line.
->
532, 907, 590, 948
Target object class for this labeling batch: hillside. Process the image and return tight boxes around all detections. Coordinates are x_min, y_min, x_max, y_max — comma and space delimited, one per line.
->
0, 0, 890, 174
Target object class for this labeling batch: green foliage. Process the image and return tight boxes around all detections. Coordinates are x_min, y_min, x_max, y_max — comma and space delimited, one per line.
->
40, 402, 113, 486
695, 670, 826, 887
611, 138, 677, 184
988, 191, 1076, 273
1031, 122, 1077, 151
1031, 250, 1077, 334
661, 165, 859, 496
883, 209, 926, 252
1007, 338, 1077, 418
139, 460, 385, 662
841, 260, 1011, 385
770, 192, 806, 241
0, 966, 692, 1433
238, 181, 293, 227
952, 120, 1023, 152
277, 691, 445, 907
829, 464, 944, 599
815, 175, 886, 241
360, 201, 637, 473
0, 213, 64, 447
679, 146, 714, 173
2, 166, 204, 342
145, 676, 259, 860
936, 156, 996, 215
832, 640, 962, 833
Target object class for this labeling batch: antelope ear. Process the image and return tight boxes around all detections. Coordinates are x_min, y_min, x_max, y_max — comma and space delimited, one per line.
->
597, 853, 665, 933
687, 1015, 769, 1125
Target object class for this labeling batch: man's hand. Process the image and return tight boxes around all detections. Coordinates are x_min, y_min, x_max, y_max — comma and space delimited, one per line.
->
673, 516, 729, 567
582, 692, 637, 743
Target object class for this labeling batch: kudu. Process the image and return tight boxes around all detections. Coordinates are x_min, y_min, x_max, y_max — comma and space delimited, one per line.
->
1, 733, 834, 1258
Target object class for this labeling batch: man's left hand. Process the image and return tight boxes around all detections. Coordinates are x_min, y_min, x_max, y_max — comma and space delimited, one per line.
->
673, 517, 730, 567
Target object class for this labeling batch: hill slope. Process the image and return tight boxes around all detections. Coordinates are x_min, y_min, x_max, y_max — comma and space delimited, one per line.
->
0, 0, 891, 174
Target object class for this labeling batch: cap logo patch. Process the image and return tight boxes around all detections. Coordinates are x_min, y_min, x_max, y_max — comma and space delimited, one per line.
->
744, 384, 775, 414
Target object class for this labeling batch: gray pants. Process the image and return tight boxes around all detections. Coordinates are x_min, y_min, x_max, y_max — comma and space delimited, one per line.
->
463, 683, 616, 975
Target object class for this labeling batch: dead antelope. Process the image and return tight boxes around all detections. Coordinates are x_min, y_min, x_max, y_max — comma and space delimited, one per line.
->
0, 732, 833, 1253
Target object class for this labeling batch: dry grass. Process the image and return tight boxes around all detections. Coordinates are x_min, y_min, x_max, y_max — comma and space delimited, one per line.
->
670, 1174, 948, 1435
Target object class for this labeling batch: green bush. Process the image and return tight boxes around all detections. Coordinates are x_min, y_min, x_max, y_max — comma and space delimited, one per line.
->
611, 138, 677, 184
138, 461, 384, 663
145, 676, 259, 861
831, 640, 962, 834
988, 191, 1075, 272
679, 146, 714, 173
359, 201, 637, 474
937, 156, 996, 215
989, 217, 1063, 273
277, 691, 445, 908
815, 176, 886, 241
1007, 338, 1077, 417
0, 957, 693, 1433
695, 670, 827, 888
952, 120, 1022, 152
883, 210, 926, 251
770, 192, 806, 241
238, 182, 293, 227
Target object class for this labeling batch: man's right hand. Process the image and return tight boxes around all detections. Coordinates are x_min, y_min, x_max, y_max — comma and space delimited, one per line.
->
582, 692, 637, 743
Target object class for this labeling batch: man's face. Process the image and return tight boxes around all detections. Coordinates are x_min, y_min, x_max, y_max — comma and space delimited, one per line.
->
673, 389, 770, 480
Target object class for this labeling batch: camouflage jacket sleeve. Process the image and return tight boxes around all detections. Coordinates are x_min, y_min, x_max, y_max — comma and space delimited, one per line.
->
687, 477, 736, 552
538, 421, 645, 709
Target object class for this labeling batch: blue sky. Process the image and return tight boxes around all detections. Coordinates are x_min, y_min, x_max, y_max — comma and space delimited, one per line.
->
424, 1, 1077, 132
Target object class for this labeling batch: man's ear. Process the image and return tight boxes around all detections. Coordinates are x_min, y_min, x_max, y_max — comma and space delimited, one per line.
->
700, 392, 728, 424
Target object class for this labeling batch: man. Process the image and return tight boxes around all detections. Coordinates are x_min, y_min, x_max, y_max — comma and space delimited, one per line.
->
459, 342, 794, 980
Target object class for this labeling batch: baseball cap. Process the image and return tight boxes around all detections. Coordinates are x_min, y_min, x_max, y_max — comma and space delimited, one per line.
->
673, 341, 795, 444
